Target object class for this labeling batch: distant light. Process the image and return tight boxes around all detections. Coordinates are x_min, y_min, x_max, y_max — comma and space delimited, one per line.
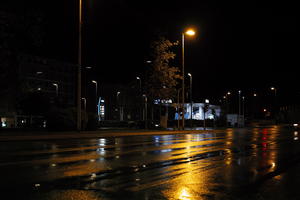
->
86, 66, 92, 69
146, 60, 152, 63
155, 124, 159, 127
100, 99, 105, 102
117, 91, 120, 96
1, 121, 6, 127
92, 80, 97, 84
205, 99, 209, 104
294, 137, 298, 141
238, 90, 241, 94
294, 131, 298, 136
37, 88, 41, 91
91, 173, 97, 178
36, 71, 43, 75
293, 124, 298, 127
254, 93, 257, 97
271, 87, 275, 90
227, 92, 231, 95
53, 83, 58, 87
223, 96, 226, 99
271, 162, 276, 168
136, 76, 140, 80
187, 73, 192, 77
185, 29, 195, 36
263, 109, 267, 112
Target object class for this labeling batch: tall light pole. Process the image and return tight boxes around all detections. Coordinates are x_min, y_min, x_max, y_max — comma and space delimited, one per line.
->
117, 91, 121, 120
242, 96, 245, 119
81, 97, 86, 129
136, 77, 141, 92
238, 90, 241, 127
81, 97, 86, 111
92, 80, 98, 117
188, 73, 192, 128
52, 83, 58, 97
270, 87, 277, 96
77, 0, 83, 131
204, 99, 209, 130
136, 77, 142, 121
270, 87, 277, 119
143, 94, 148, 129
181, 29, 195, 130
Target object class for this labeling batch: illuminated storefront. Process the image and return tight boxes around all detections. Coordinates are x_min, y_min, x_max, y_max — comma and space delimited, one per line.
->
174, 103, 221, 120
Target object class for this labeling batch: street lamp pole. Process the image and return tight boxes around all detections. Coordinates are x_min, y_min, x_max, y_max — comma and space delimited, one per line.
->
238, 90, 241, 127
271, 87, 277, 96
92, 80, 98, 117
181, 33, 185, 130
81, 97, 86, 111
143, 94, 148, 129
77, 0, 83, 131
188, 73, 192, 128
242, 96, 245, 119
117, 91, 121, 121
53, 83, 58, 97
181, 29, 195, 130
136, 77, 142, 121
136, 77, 141, 93
270, 87, 277, 118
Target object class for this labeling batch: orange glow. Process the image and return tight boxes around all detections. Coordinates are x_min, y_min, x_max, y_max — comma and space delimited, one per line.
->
185, 29, 195, 36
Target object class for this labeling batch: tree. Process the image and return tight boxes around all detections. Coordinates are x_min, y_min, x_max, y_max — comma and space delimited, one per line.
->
146, 37, 182, 125
147, 37, 182, 102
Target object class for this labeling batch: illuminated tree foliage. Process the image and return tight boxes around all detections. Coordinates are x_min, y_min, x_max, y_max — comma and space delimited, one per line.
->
147, 37, 182, 102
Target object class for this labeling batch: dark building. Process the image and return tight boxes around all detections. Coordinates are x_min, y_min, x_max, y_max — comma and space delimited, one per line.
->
0, 52, 77, 128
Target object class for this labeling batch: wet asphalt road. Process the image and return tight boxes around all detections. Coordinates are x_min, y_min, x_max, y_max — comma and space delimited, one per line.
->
1, 126, 300, 200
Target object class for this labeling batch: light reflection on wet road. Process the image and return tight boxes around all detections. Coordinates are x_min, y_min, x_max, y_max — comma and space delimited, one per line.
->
1, 126, 300, 199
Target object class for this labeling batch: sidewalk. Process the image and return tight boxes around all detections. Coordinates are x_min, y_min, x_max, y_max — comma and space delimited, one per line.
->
0, 128, 224, 141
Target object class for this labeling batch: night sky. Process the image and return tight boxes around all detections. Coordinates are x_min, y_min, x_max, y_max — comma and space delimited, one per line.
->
1, 0, 299, 102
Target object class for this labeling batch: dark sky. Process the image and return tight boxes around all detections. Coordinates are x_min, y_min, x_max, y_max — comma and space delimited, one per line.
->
1, 0, 299, 102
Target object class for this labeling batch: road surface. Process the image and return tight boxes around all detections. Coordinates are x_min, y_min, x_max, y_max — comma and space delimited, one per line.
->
1, 126, 300, 199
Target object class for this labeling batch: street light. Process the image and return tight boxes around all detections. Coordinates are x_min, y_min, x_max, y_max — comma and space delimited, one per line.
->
143, 94, 148, 129
136, 76, 141, 92
77, 0, 83, 131
187, 73, 193, 128
81, 97, 86, 111
52, 83, 58, 97
270, 87, 277, 118
181, 28, 196, 130
203, 99, 209, 130
136, 77, 142, 121
92, 80, 98, 117
242, 96, 245, 120
225, 91, 231, 113
270, 87, 277, 96
117, 91, 121, 121
238, 90, 241, 127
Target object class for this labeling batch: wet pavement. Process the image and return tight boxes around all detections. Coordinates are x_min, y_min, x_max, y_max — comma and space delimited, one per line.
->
1, 126, 300, 199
